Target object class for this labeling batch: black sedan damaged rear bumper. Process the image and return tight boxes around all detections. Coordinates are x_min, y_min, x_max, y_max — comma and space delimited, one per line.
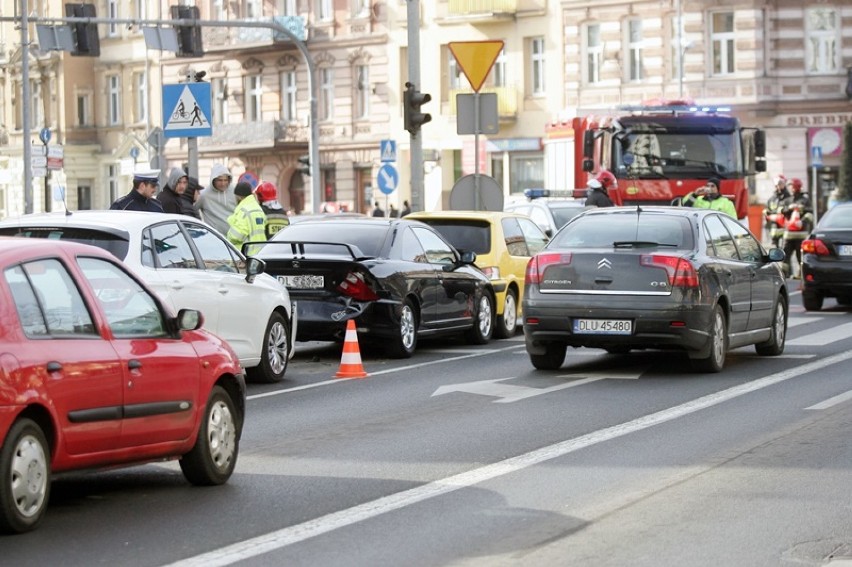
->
292, 297, 401, 342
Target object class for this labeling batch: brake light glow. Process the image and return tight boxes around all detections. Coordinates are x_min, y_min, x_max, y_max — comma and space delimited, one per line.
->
640, 254, 699, 288
337, 271, 379, 301
801, 238, 830, 256
525, 252, 572, 285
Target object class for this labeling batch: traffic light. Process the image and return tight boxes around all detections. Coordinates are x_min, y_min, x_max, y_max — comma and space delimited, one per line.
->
403, 82, 432, 135
297, 155, 311, 176
65, 3, 100, 57
170, 5, 204, 58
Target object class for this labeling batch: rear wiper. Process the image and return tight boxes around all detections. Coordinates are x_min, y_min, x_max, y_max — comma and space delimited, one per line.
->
613, 241, 678, 248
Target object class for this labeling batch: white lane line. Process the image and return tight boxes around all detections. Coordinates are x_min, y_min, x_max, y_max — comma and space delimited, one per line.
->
786, 316, 822, 328
786, 321, 852, 346
166, 349, 852, 567
805, 389, 852, 410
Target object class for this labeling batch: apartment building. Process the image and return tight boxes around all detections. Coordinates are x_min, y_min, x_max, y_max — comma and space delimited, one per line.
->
1, 1, 848, 217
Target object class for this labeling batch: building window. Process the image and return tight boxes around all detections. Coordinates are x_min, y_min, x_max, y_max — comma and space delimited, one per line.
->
448, 57, 462, 90
354, 64, 369, 119
280, 0, 297, 16
134, 71, 148, 123
245, 0, 261, 18
212, 0, 227, 19
318, 0, 333, 21
77, 93, 91, 126
586, 24, 602, 84
30, 79, 44, 129
494, 48, 507, 88
281, 71, 297, 122
353, 0, 370, 18
108, 75, 121, 126
107, 0, 119, 37
529, 37, 545, 95
213, 77, 228, 124
107, 164, 119, 204
246, 74, 262, 122
77, 183, 92, 210
710, 11, 735, 76
322, 166, 336, 202
671, 15, 686, 81
626, 19, 643, 82
134, 0, 145, 19
806, 7, 839, 74
320, 67, 334, 121
510, 153, 543, 195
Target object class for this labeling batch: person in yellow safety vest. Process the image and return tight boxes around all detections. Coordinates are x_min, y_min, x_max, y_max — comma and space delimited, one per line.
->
681, 177, 737, 218
227, 181, 267, 255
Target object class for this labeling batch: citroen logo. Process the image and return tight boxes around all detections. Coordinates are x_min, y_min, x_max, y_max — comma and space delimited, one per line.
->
597, 258, 612, 269
292, 260, 300, 268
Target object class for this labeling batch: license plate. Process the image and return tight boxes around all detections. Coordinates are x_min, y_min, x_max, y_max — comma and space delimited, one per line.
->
573, 318, 632, 335
278, 275, 324, 289
838, 245, 852, 256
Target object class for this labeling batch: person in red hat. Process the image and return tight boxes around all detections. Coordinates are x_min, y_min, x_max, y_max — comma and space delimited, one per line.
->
255, 181, 289, 237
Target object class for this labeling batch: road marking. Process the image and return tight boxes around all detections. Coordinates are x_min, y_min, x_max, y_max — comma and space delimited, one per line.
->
786, 321, 852, 346
805, 389, 852, 410
786, 316, 822, 328
166, 350, 852, 567
432, 371, 643, 403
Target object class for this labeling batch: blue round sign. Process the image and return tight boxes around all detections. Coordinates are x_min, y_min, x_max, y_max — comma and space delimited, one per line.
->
39, 127, 51, 145
377, 164, 399, 195
129, 147, 140, 159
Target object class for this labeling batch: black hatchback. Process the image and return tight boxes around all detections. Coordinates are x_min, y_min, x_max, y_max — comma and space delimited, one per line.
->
522, 207, 788, 372
801, 202, 852, 311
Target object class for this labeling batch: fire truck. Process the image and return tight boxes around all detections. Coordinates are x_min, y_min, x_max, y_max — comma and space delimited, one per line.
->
543, 100, 767, 219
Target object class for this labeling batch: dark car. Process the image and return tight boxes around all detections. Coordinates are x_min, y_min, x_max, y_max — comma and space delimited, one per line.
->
801, 202, 852, 311
254, 218, 495, 358
0, 237, 246, 533
522, 207, 788, 373
505, 190, 590, 236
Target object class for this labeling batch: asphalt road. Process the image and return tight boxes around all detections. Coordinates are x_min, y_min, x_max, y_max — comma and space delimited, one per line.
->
5, 288, 852, 567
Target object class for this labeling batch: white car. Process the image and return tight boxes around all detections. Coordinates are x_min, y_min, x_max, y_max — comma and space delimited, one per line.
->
0, 211, 296, 383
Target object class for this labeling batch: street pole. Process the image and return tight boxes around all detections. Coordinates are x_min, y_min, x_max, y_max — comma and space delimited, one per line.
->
676, 0, 683, 99
20, 0, 33, 214
407, 0, 425, 213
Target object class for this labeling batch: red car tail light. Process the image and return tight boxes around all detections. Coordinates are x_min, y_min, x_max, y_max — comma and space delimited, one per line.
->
525, 252, 572, 285
337, 272, 379, 301
640, 254, 699, 288
801, 238, 830, 256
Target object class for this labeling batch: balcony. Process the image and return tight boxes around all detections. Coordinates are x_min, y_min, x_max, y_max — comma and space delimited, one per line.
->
198, 119, 308, 152
441, 0, 517, 24
448, 86, 518, 121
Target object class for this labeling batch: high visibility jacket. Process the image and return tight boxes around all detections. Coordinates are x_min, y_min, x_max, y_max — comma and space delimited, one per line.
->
227, 195, 266, 255
682, 192, 737, 218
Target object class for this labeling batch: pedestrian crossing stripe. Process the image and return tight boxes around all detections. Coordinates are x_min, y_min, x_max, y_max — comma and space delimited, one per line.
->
166, 86, 210, 130
162, 82, 213, 139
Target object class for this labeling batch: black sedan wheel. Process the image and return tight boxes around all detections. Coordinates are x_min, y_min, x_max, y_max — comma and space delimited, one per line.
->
755, 297, 787, 356
248, 311, 290, 383
0, 419, 50, 534
802, 289, 824, 311
466, 292, 494, 345
180, 386, 239, 486
691, 304, 727, 373
529, 342, 567, 370
387, 299, 418, 358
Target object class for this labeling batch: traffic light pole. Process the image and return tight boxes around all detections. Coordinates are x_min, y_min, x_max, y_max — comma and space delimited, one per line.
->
407, 0, 425, 213
10, 13, 323, 214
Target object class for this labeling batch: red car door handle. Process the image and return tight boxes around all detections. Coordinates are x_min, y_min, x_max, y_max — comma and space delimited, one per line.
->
46, 361, 62, 372
128, 359, 142, 370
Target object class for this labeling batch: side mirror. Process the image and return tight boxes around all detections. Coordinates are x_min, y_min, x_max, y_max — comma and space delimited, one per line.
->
460, 250, 477, 264
767, 248, 785, 263
583, 131, 595, 159
582, 159, 594, 173
245, 257, 267, 283
755, 160, 767, 173
177, 308, 204, 331
754, 130, 766, 157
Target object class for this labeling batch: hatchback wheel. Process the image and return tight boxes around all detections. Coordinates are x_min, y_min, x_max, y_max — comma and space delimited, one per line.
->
387, 299, 418, 358
802, 289, 824, 311
755, 297, 787, 356
466, 292, 494, 345
180, 386, 240, 486
529, 342, 567, 370
0, 419, 50, 534
691, 304, 727, 373
494, 289, 519, 339
248, 312, 290, 383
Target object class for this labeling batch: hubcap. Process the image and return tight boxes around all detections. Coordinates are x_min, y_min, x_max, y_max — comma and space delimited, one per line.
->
400, 306, 415, 349
479, 296, 493, 336
775, 303, 786, 345
503, 294, 517, 332
711, 311, 725, 364
266, 320, 289, 375
207, 400, 236, 470
11, 434, 47, 518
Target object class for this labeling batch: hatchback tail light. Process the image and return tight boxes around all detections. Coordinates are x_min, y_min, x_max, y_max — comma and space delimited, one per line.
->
640, 254, 699, 288
480, 266, 500, 280
337, 271, 379, 301
801, 238, 830, 256
525, 252, 572, 285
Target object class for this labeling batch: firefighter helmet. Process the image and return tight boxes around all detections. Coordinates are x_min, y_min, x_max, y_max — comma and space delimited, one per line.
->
788, 178, 803, 193
255, 181, 278, 202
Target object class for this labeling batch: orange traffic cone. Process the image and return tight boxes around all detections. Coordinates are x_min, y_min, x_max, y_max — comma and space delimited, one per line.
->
335, 320, 368, 378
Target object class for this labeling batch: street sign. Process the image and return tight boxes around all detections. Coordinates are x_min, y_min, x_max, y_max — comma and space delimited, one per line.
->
380, 139, 397, 162
47, 145, 64, 170
811, 145, 823, 167
377, 164, 399, 195
147, 127, 164, 148
448, 41, 504, 92
162, 83, 213, 138
456, 93, 499, 135
39, 127, 52, 145
449, 174, 503, 211
239, 171, 259, 189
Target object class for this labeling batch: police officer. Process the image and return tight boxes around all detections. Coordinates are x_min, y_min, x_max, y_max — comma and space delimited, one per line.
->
110, 168, 165, 212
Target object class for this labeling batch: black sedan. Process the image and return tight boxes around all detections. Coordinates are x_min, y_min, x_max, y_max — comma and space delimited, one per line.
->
254, 218, 495, 357
522, 207, 788, 372
801, 202, 852, 311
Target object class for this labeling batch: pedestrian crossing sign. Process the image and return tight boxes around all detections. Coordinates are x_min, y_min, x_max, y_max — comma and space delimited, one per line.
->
380, 139, 396, 162
162, 83, 213, 138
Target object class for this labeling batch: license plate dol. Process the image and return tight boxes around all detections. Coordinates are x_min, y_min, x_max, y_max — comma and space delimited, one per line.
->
573, 318, 632, 335
278, 275, 324, 289
838, 245, 852, 256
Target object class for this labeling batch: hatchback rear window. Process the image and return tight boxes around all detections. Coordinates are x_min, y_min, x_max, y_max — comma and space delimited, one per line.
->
0, 227, 130, 259
416, 220, 491, 255
550, 213, 694, 250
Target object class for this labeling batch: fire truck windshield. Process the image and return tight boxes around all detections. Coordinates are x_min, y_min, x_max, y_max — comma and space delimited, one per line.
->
614, 131, 742, 179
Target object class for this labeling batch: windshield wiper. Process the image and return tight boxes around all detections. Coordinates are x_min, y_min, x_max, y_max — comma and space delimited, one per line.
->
613, 241, 678, 248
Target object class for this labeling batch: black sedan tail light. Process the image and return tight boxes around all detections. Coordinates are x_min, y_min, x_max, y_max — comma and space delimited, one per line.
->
525, 252, 572, 285
801, 238, 830, 256
337, 271, 380, 301
640, 254, 699, 288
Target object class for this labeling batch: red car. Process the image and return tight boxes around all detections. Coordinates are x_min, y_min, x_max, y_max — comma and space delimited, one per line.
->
0, 237, 246, 533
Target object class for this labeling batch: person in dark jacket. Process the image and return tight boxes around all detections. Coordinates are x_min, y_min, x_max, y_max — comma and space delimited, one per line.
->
110, 168, 164, 212
181, 177, 203, 219
584, 179, 614, 207
157, 167, 189, 214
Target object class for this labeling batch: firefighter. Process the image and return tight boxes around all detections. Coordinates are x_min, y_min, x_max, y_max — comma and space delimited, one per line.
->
763, 175, 791, 248
781, 178, 813, 279
255, 181, 290, 237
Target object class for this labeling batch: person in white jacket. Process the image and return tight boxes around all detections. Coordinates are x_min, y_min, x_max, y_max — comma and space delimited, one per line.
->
195, 163, 236, 235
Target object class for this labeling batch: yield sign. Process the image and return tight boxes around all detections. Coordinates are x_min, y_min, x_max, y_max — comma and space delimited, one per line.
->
448, 40, 504, 92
